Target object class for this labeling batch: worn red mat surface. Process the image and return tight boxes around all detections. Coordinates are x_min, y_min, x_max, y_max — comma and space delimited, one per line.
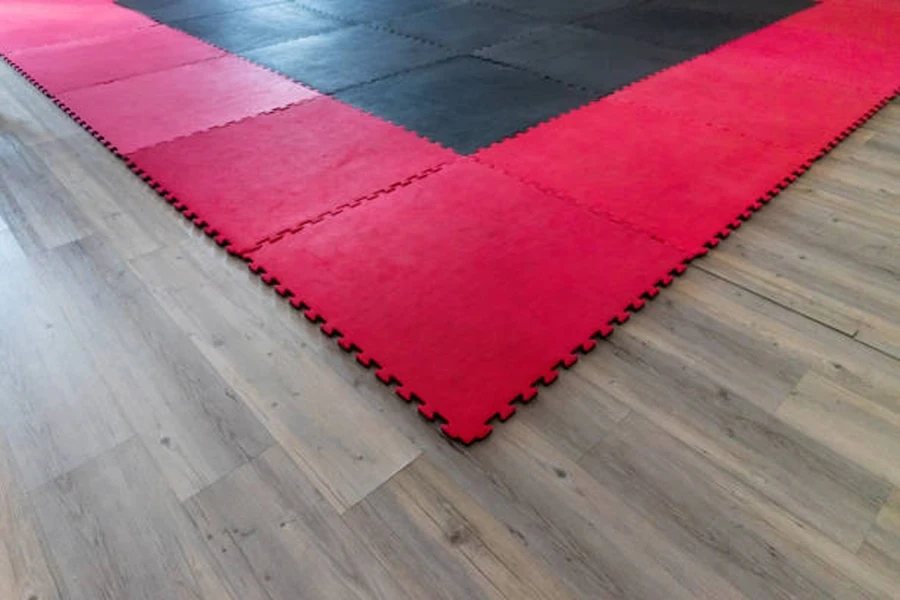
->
2, 0, 898, 442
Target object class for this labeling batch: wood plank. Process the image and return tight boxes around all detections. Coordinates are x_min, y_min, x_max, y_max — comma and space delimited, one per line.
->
858, 489, 900, 579
0, 62, 86, 148
697, 196, 899, 337
507, 363, 631, 460
28, 135, 193, 262
29, 438, 235, 600
580, 412, 899, 600
0, 226, 26, 266
777, 370, 900, 488
0, 428, 60, 600
129, 241, 421, 512
0, 134, 93, 255
698, 128, 900, 347
578, 271, 894, 552
306, 370, 623, 598
344, 455, 573, 600
649, 270, 900, 410
462, 420, 752, 600
184, 445, 411, 600
31, 235, 274, 500
0, 251, 133, 491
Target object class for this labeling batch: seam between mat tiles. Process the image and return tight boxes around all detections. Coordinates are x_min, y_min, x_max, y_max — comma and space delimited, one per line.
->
239, 161, 454, 255
0, 45, 456, 257
4, 22, 164, 55
121, 5, 457, 154
245, 86, 899, 445
0, 50, 316, 253
0, 21, 157, 55
472, 48, 715, 157
6, 22, 240, 96
475, 86, 897, 258
363, 17, 596, 96
470, 0, 838, 157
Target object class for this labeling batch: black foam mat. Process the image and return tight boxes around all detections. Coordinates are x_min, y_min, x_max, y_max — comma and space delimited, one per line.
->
380, 3, 541, 52
477, 25, 690, 95
292, 0, 460, 22
171, 3, 344, 52
245, 25, 454, 93
335, 56, 593, 153
577, 6, 772, 53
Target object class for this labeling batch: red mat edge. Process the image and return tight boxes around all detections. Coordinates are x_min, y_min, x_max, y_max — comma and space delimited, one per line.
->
238, 88, 897, 445
2, 47, 898, 444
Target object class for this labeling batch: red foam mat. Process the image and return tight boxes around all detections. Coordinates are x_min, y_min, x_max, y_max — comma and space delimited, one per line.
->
246, 161, 687, 442
477, 101, 804, 253
2, 1, 898, 442
712, 25, 900, 96
606, 55, 892, 157
0, 3, 153, 52
58, 55, 318, 153
8, 25, 224, 95
128, 97, 454, 254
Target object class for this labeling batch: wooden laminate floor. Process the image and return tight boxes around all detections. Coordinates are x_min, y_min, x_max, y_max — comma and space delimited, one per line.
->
1, 61, 899, 600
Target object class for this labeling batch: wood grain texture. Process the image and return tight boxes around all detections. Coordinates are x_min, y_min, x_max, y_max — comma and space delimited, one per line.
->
184, 445, 411, 600
30, 234, 274, 500
0, 134, 93, 255
858, 489, 900, 579
129, 242, 421, 512
1, 60, 898, 599
580, 412, 895, 599
29, 439, 234, 600
0, 428, 60, 600
344, 455, 574, 600
0, 248, 133, 492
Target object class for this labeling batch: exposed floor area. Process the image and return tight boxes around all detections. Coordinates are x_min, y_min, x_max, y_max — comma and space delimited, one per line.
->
1, 58, 899, 600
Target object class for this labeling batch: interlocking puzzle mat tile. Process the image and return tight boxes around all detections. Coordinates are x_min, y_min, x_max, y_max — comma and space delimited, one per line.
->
576, 5, 772, 53
170, 3, 344, 54
127, 96, 454, 254
476, 101, 801, 254
380, 3, 541, 53
0, 2, 154, 52
709, 26, 900, 97
335, 56, 594, 154
606, 54, 890, 156
57, 54, 317, 153
244, 26, 454, 94
246, 161, 687, 443
7, 26, 224, 95
475, 25, 689, 95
